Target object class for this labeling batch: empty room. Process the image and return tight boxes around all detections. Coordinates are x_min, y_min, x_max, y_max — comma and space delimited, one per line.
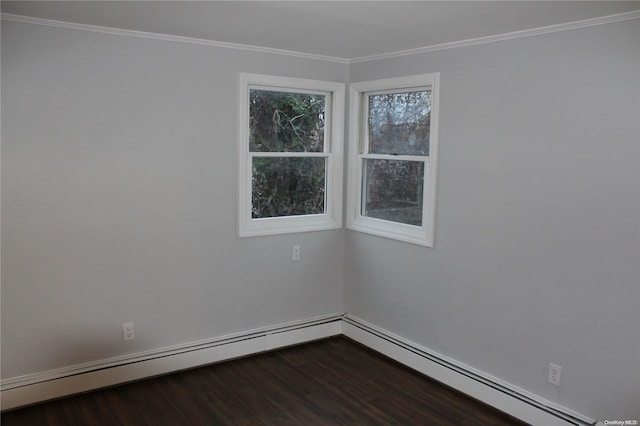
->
1, 1, 639, 425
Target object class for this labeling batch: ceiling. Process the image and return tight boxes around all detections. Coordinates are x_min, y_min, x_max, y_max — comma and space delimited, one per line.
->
3, 1, 639, 60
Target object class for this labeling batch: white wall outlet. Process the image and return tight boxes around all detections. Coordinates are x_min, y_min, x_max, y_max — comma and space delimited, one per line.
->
292, 245, 301, 261
123, 322, 134, 341
548, 363, 561, 386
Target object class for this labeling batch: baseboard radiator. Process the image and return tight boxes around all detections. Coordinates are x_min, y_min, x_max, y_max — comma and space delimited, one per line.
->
1, 314, 595, 425
342, 315, 594, 426
0, 314, 343, 411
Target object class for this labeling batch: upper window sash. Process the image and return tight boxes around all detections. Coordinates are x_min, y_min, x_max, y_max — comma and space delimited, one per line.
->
247, 85, 332, 154
362, 86, 432, 157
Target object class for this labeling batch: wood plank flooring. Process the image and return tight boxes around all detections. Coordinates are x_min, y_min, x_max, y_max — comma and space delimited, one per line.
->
2, 337, 527, 425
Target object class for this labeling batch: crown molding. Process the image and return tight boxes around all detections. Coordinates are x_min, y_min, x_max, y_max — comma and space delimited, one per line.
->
0, 13, 351, 64
2, 9, 639, 65
350, 9, 640, 63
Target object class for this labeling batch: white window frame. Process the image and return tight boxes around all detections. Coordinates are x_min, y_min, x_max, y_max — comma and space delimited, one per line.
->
347, 73, 440, 247
238, 73, 345, 237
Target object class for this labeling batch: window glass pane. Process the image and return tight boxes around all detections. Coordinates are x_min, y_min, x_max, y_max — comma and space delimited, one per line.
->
368, 90, 431, 156
363, 159, 424, 226
252, 157, 326, 218
250, 89, 325, 153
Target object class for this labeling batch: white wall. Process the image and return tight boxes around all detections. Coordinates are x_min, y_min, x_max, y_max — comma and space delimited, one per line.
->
346, 19, 640, 420
1, 21, 346, 378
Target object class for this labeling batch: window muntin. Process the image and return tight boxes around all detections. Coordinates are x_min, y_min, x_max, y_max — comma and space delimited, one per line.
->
347, 74, 439, 247
239, 74, 344, 237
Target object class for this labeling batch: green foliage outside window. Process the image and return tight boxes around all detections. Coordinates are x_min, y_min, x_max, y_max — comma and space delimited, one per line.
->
249, 90, 327, 218
249, 90, 325, 153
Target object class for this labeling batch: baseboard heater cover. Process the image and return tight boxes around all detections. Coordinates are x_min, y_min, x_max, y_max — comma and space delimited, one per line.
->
342, 315, 594, 426
2, 314, 596, 425
0, 314, 343, 411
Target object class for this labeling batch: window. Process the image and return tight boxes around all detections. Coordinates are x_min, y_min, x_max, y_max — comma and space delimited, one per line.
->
239, 73, 345, 237
347, 74, 439, 246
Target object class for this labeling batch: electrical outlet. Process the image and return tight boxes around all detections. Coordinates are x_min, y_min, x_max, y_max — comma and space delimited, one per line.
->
292, 245, 301, 261
123, 322, 134, 341
548, 363, 561, 386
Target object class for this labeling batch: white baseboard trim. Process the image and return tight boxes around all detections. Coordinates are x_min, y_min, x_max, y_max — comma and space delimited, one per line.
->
1, 313, 596, 426
0, 313, 343, 411
342, 315, 594, 426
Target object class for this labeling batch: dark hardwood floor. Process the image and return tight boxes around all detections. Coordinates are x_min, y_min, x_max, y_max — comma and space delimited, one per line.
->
2, 337, 527, 425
